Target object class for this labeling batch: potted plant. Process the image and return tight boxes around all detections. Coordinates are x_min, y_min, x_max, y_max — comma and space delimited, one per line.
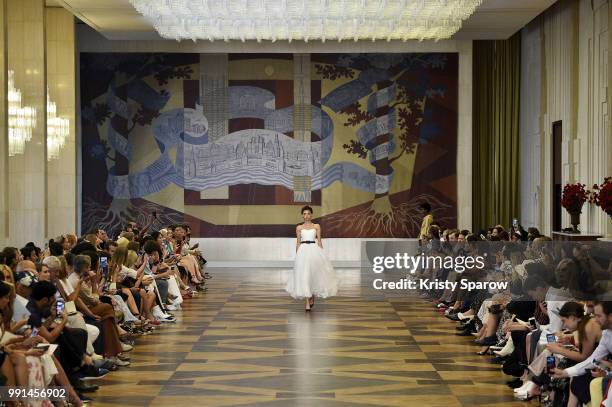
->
590, 177, 612, 219
561, 183, 589, 233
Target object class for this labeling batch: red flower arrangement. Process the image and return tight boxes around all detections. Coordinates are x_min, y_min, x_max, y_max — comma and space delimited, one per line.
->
561, 183, 589, 213
589, 177, 612, 218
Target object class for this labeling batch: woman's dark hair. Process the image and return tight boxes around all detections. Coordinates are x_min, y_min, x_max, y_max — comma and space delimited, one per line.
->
554, 257, 592, 298
127, 241, 140, 253
81, 250, 99, 270
0, 247, 19, 268
20, 245, 38, 260
301, 205, 313, 214
150, 231, 161, 241
0, 281, 10, 298
559, 302, 589, 351
143, 240, 162, 256
103, 240, 118, 251
49, 240, 63, 256
522, 275, 548, 293
527, 227, 541, 239
428, 225, 440, 240
465, 234, 479, 242
31, 281, 57, 301
63, 252, 74, 267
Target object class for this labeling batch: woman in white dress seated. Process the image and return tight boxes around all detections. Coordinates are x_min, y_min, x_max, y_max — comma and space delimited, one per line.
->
285, 206, 339, 311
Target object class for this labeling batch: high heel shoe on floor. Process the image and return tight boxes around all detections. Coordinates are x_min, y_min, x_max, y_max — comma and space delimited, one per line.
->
494, 339, 515, 357
514, 380, 540, 401
506, 378, 523, 388
474, 335, 498, 346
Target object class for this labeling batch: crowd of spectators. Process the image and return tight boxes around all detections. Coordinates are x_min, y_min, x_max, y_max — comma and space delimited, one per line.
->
0, 218, 209, 406
417, 221, 612, 406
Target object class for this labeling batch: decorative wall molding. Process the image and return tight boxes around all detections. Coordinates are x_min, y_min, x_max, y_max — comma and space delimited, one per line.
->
521, 0, 611, 237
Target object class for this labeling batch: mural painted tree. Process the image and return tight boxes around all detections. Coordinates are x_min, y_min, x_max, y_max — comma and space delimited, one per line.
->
80, 54, 195, 235
317, 54, 454, 236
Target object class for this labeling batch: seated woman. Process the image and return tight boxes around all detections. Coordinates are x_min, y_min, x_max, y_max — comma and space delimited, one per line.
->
170, 225, 205, 290
514, 301, 601, 402
49, 255, 100, 359
152, 231, 193, 300
67, 254, 131, 361
113, 248, 159, 326
0, 281, 84, 406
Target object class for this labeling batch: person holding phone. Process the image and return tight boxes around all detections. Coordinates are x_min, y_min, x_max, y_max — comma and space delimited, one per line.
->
515, 302, 602, 401
68, 253, 132, 359
0, 281, 88, 405
172, 225, 205, 290
552, 302, 612, 406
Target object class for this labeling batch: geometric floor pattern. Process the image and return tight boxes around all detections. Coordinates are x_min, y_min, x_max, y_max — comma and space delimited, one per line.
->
91, 268, 537, 407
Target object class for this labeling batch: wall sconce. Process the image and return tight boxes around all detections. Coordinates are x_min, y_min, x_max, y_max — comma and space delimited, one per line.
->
8, 70, 37, 156
47, 89, 69, 161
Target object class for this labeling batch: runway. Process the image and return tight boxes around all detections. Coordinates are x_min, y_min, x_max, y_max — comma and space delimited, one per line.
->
91, 268, 535, 407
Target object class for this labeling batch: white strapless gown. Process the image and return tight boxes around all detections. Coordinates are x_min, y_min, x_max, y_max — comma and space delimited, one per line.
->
285, 228, 339, 299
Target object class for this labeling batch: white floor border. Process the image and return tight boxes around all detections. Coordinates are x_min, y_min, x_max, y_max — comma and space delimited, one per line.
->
192, 237, 416, 268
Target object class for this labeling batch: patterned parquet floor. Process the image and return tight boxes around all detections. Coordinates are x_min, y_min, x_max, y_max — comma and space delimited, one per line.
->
91, 269, 538, 407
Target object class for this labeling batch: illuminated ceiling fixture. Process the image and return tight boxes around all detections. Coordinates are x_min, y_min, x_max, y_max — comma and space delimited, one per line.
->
129, 0, 482, 42
8, 70, 37, 157
47, 89, 70, 161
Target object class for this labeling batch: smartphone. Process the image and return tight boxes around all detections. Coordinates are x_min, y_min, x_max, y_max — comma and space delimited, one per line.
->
55, 299, 64, 322
100, 256, 108, 276
35, 343, 50, 351
546, 356, 556, 373
528, 317, 537, 329
30, 327, 39, 337
546, 334, 556, 343
593, 359, 611, 373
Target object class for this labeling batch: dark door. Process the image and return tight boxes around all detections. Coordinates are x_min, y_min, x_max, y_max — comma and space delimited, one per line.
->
552, 121, 562, 232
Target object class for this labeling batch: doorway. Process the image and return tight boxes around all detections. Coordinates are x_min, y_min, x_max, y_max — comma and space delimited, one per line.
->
552, 121, 562, 232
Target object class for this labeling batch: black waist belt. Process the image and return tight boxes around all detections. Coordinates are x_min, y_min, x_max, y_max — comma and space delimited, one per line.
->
301, 241, 316, 244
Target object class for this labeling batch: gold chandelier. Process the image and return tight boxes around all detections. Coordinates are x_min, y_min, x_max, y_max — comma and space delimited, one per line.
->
130, 0, 482, 42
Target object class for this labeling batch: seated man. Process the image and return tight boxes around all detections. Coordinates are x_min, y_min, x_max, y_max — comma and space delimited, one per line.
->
26, 280, 108, 387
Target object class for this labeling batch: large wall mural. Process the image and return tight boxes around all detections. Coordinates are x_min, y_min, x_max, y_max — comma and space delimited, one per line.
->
80, 53, 458, 237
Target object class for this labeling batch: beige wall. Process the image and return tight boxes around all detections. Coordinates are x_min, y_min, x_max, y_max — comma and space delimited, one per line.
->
0, 2, 76, 247
520, 0, 612, 237
0, 1, 6, 247
46, 7, 76, 240
6, 0, 46, 247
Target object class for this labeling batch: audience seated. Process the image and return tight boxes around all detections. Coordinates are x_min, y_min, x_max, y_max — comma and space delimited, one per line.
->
418, 221, 611, 406
0, 217, 210, 405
